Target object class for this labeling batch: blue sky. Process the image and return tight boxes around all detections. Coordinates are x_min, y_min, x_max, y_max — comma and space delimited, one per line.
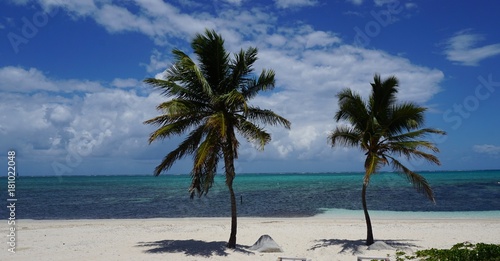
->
1, 0, 499, 176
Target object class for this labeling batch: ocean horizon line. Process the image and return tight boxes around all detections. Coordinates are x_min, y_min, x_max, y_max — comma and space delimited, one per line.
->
3, 168, 500, 178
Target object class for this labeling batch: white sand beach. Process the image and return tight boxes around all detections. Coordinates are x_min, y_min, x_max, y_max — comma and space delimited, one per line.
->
3, 216, 500, 261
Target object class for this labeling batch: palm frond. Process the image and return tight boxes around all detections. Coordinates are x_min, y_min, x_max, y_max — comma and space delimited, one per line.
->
369, 74, 399, 118
385, 103, 426, 135
205, 111, 227, 138
229, 47, 257, 90
387, 128, 446, 142
385, 141, 441, 165
386, 155, 435, 202
364, 153, 381, 185
144, 99, 208, 143
192, 29, 229, 92
328, 125, 362, 148
189, 156, 218, 198
143, 77, 200, 100
236, 119, 271, 149
220, 89, 247, 113
246, 107, 291, 129
243, 69, 276, 99
155, 99, 210, 117
146, 118, 202, 143
153, 126, 206, 176
170, 49, 213, 98
189, 131, 220, 198
193, 129, 221, 173
335, 88, 370, 131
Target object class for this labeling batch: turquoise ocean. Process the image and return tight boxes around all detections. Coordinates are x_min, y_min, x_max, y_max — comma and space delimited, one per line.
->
1, 170, 500, 219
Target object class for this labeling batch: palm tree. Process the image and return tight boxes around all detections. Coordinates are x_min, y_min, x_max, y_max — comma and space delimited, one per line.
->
328, 74, 445, 245
143, 29, 291, 248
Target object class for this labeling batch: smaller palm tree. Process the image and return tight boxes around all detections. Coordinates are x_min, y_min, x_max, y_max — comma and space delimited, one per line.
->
329, 74, 446, 245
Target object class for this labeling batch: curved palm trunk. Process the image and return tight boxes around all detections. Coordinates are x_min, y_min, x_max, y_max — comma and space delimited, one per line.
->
227, 177, 237, 248
223, 136, 237, 249
362, 182, 374, 245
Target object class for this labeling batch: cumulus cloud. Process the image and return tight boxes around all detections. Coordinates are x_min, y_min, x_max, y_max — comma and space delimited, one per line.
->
35, 0, 213, 45
0, 1, 445, 174
405, 2, 417, 9
249, 44, 443, 164
473, 144, 500, 155
274, 0, 318, 9
111, 78, 141, 89
444, 30, 500, 66
0, 66, 104, 93
0, 87, 166, 175
346, 0, 363, 5
221, 0, 244, 5
374, 0, 398, 6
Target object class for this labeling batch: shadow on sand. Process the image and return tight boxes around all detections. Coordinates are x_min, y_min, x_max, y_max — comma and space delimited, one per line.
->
309, 239, 420, 254
137, 239, 254, 257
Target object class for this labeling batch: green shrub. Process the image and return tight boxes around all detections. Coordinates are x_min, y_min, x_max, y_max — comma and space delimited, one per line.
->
396, 242, 500, 261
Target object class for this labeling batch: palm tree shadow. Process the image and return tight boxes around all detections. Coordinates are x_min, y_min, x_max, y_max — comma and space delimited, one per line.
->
137, 239, 254, 257
309, 239, 420, 255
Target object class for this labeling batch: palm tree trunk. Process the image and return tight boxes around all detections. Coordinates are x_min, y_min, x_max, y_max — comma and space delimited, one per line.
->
227, 177, 237, 248
223, 135, 237, 249
362, 182, 374, 245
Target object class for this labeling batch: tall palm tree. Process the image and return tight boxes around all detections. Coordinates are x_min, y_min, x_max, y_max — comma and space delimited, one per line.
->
328, 74, 445, 245
143, 29, 291, 248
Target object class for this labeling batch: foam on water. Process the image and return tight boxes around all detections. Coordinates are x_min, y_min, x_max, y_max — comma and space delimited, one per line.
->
315, 208, 500, 219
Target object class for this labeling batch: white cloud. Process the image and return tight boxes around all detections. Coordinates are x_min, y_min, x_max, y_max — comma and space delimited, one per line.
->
0, 66, 104, 93
0, 1, 446, 174
346, 0, 363, 5
94, 4, 147, 33
53, 2, 442, 168
48, 104, 72, 123
444, 30, 500, 66
142, 49, 171, 73
0, 85, 167, 174
302, 30, 342, 48
111, 78, 141, 89
36, 0, 213, 45
39, 0, 97, 16
221, 0, 243, 5
374, 0, 398, 6
246, 41, 443, 165
0, 66, 57, 92
473, 144, 500, 155
405, 2, 417, 9
274, 0, 318, 9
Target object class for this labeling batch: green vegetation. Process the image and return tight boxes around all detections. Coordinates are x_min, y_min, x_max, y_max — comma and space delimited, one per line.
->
396, 242, 500, 261
143, 29, 290, 248
329, 75, 446, 245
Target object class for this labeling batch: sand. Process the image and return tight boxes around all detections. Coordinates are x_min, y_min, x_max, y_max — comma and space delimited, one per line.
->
3, 216, 500, 261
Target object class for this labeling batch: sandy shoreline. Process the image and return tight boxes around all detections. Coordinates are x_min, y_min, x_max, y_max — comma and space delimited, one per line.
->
3, 216, 500, 261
